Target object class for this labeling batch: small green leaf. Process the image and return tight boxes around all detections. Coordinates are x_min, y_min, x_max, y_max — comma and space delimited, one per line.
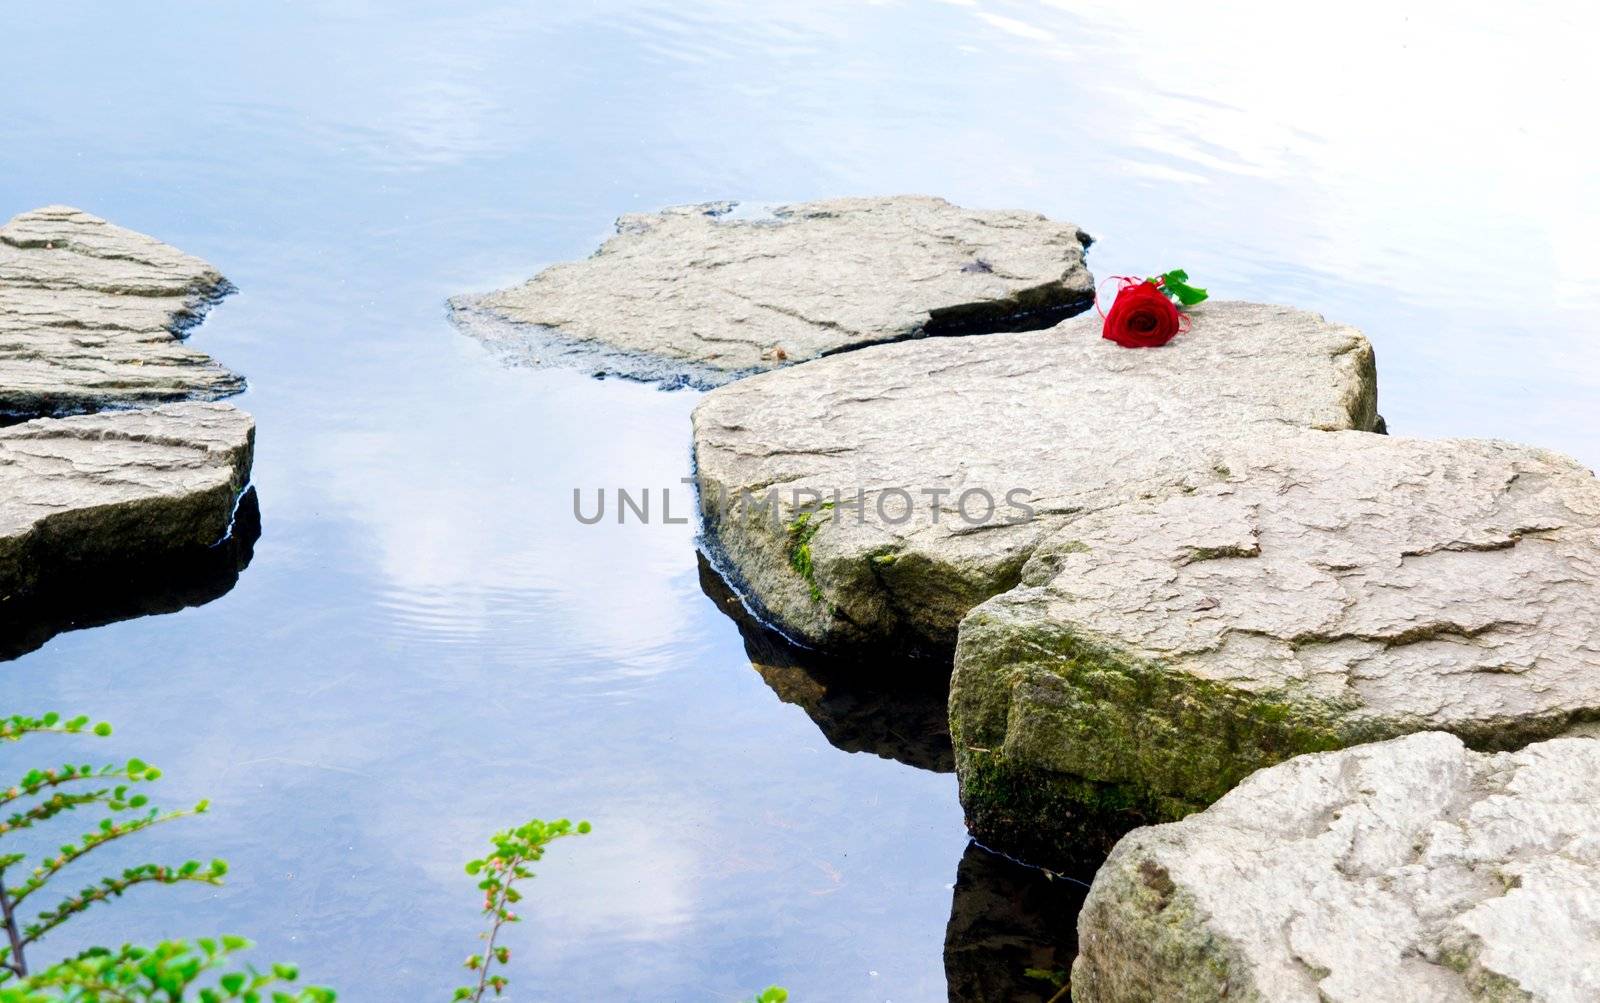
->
1158, 269, 1209, 306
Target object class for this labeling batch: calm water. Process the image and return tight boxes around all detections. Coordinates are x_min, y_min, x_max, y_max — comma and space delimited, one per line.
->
3, 2, 1599, 1000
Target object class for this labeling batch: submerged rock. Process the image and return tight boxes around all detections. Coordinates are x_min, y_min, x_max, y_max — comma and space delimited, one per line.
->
944, 841, 1089, 1003
450, 196, 1095, 388
0, 402, 255, 604
698, 553, 953, 772
0, 205, 240, 418
1072, 732, 1600, 1002
693, 301, 1378, 655
950, 430, 1600, 867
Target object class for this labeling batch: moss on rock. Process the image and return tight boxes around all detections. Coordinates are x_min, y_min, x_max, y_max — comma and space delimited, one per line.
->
950, 604, 1402, 866
953, 749, 1188, 876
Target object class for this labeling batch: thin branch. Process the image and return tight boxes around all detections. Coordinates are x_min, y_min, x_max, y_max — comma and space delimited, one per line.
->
21, 869, 225, 949
0, 870, 27, 978
0, 716, 112, 743
10, 805, 207, 908
472, 856, 522, 1002
0, 766, 141, 812
3, 789, 113, 835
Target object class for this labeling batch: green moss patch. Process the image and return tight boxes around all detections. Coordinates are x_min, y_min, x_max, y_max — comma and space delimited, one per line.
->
955, 749, 1192, 876
786, 502, 834, 605
959, 612, 1398, 808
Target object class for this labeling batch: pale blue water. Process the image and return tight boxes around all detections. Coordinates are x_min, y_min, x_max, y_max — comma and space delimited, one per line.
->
3, 2, 1598, 1000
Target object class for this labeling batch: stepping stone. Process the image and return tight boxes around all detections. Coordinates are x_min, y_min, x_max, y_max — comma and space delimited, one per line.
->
0, 402, 255, 604
0, 205, 240, 418
450, 196, 1095, 388
693, 301, 1379, 655
1072, 731, 1600, 1003
950, 430, 1600, 867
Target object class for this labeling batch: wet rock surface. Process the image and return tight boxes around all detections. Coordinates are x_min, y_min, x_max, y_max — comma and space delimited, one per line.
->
0, 205, 241, 418
950, 430, 1600, 866
450, 196, 1095, 389
0, 402, 255, 605
693, 300, 1378, 656
1072, 732, 1600, 1003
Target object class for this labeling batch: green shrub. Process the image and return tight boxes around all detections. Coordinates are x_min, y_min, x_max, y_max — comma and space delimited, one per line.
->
0, 713, 329, 1000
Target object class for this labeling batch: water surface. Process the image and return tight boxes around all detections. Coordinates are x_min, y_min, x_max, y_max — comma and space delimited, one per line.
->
3, 2, 1598, 999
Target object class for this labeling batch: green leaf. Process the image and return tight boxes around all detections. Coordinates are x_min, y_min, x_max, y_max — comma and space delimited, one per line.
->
1158, 269, 1209, 307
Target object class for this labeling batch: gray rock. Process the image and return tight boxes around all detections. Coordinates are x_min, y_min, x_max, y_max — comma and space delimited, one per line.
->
0, 489, 259, 662
692, 301, 1378, 654
950, 431, 1600, 866
0, 205, 240, 418
0, 402, 255, 601
1072, 732, 1600, 1003
450, 196, 1095, 388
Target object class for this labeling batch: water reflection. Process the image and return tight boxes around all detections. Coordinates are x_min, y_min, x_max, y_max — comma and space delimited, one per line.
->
699, 551, 1091, 1001
944, 841, 1089, 1003
697, 552, 954, 773
0, 489, 261, 662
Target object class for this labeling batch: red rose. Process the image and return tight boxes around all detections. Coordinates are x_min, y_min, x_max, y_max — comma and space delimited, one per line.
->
1102, 279, 1181, 348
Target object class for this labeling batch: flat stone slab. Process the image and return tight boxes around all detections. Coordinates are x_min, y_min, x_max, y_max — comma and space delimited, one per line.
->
950, 430, 1600, 866
0, 402, 255, 602
1072, 732, 1600, 1003
449, 196, 1095, 388
0, 205, 241, 418
693, 301, 1378, 654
